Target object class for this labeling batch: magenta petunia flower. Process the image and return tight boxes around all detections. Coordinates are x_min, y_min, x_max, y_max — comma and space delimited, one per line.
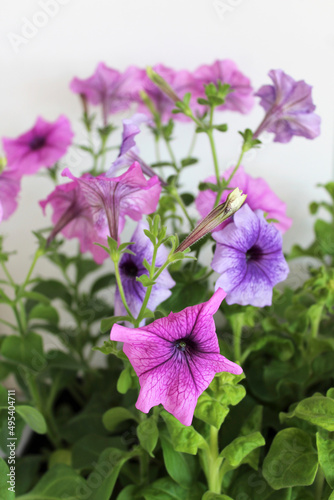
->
192, 59, 254, 114
2, 116, 73, 176
137, 64, 195, 123
195, 165, 292, 233
110, 288, 242, 426
70, 63, 140, 118
40, 175, 109, 264
211, 204, 289, 307
62, 162, 161, 241
0, 168, 21, 223
114, 221, 175, 320
254, 69, 321, 143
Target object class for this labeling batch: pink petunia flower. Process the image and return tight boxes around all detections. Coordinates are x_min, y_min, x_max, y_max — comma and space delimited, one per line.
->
40, 175, 109, 264
254, 69, 321, 143
2, 116, 73, 175
110, 288, 242, 426
192, 59, 254, 114
62, 162, 161, 241
0, 168, 21, 223
195, 165, 292, 233
70, 63, 141, 120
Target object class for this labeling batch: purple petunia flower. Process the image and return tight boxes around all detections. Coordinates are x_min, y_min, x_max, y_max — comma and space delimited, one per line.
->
40, 175, 109, 264
115, 221, 175, 320
107, 114, 167, 185
195, 165, 292, 233
110, 288, 242, 426
254, 69, 321, 143
0, 168, 21, 223
70, 63, 141, 121
62, 162, 161, 241
211, 204, 289, 307
192, 59, 254, 114
2, 116, 73, 175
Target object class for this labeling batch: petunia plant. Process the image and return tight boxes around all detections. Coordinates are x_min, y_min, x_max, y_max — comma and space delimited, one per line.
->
0, 60, 333, 500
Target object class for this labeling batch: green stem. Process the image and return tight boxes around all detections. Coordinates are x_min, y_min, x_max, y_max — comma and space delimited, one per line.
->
164, 138, 178, 171
0, 318, 18, 330
187, 129, 197, 158
155, 136, 161, 162
205, 426, 223, 493
135, 246, 158, 327
207, 130, 220, 186
214, 148, 245, 207
172, 190, 194, 229
1, 261, 15, 286
20, 249, 42, 291
314, 467, 324, 500
114, 258, 135, 322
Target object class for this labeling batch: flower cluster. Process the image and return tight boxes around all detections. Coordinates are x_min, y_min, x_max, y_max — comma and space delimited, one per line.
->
0, 61, 322, 429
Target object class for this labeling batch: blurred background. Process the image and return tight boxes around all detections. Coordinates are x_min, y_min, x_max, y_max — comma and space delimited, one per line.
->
0, 0, 333, 282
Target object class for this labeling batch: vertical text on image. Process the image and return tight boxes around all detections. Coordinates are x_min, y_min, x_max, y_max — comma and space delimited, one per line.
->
7, 389, 16, 494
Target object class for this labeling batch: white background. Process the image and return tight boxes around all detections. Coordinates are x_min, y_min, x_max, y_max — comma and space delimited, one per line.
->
0, 0, 334, 285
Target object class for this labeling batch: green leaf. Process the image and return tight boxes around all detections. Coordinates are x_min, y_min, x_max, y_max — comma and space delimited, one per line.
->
141, 477, 194, 500
219, 431, 265, 467
159, 282, 207, 314
1, 333, 45, 371
213, 124, 228, 132
116, 485, 139, 500
29, 304, 59, 324
137, 416, 159, 457
48, 449, 72, 468
117, 366, 133, 394
15, 455, 43, 496
180, 158, 198, 168
180, 193, 195, 206
19, 291, 50, 304
15, 464, 86, 499
202, 493, 233, 500
86, 448, 134, 500
282, 394, 334, 431
262, 428, 318, 489
30, 279, 72, 306
16, 406, 47, 434
0, 457, 15, 499
161, 410, 206, 455
160, 433, 196, 487
102, 407, 138, 432
194, 393, 229, 429
72, 434, 121, 470
327, 388, 334, 399
100, 316, 130, 333
314, 219, 334, 255
76, 257, 100, 283
136, 275, 156, 287
91, 273, 116, 294
316, 432, 334, 488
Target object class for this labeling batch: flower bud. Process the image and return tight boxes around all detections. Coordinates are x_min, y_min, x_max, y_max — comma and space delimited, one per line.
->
146, 67, 181, 103
176, 187, 247, 253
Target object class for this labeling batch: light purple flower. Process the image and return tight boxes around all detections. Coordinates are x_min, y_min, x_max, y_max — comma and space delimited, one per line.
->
0, 168, 21, 223
40, 175, 109, 264
62, 162, 161, 241
110, 288, 242, 426
115, 221, 175, 320
2, 116, 73, 176
70, 63, 140, 120
254, 69, 321, 143
192, 59, 254, 114
211, 204, 289, 307
196, 165, 292, 234
107, 114, 166, 185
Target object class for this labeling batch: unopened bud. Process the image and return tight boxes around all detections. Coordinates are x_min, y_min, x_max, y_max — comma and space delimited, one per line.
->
176, 188, 247, 253
146, 67, 181, 103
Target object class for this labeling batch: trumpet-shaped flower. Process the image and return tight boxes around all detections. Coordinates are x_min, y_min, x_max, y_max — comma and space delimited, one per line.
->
192, 59, 254, 114
70, 63, 140, 116
110, 288, 242, 426
115, 221, 175, 320
0, 168, 21, 223
2, 116, 73, 175
63, 162, 161, 241
196, 166, 292, 233
254, 69, 321, 143
40, 175, 109, 264
211, 204, 289, 307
